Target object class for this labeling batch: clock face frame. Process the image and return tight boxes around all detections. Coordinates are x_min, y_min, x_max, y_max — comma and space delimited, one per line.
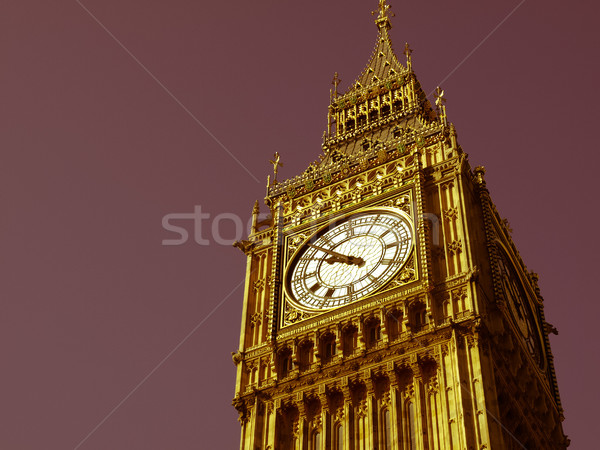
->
284, 208, 414, 311
496, 248, 545, 369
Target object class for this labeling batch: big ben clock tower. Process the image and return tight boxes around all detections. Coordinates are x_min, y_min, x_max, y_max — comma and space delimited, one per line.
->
232, 2, 568, 449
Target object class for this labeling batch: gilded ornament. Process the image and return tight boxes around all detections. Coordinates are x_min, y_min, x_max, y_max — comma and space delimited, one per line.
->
304, 178, 315, 192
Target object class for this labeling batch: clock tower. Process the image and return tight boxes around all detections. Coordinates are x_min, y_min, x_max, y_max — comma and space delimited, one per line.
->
232, 2, 568, 449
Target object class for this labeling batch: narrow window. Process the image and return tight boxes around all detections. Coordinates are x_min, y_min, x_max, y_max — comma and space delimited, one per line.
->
321, 333, 336, 365
358, 416, 365, 450
281, 356, 289, 378
299, 341, 313, 372
387, 310, 401, 341
408, 402, 416, 449
366, 320, 381, 349
357, 115, 367, 128
382, 104, 390, 117
337, 425, 344, 450
343, 325, 358, 356
312, 431, 321, 450
278, 348, 292, 379
383, 409, 392, 450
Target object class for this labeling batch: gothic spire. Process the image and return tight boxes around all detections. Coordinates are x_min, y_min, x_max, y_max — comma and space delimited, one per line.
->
348, 0, 405, 93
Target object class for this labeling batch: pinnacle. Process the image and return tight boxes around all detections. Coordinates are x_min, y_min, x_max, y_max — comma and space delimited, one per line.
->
343, 2, 406, 96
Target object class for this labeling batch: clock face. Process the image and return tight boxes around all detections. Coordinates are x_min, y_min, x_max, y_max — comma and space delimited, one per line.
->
496, 250, 544, 368
284, 209, 413, 310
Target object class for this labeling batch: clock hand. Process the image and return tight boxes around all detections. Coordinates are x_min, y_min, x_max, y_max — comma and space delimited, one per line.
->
307, 243, 365, 267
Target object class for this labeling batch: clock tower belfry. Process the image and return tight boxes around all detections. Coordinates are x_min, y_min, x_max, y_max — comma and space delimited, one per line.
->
232, 2, 568, 449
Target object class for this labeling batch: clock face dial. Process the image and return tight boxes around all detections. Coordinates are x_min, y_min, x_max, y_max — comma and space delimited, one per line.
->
285, 209, 413, 310
496, 250, 544, 368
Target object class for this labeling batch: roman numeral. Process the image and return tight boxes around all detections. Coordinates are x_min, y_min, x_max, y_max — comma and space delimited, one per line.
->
309, 282, 321, 293
319, 234, 332, 245
385, 242, 398, 249
381, 259, 393, 265
325, 288, 335, 298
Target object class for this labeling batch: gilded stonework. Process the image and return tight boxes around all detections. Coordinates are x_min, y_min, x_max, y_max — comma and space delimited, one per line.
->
232, 2, 568, 449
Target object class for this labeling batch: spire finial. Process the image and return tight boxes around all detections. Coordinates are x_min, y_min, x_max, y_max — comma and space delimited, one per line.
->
434, 86, 447, 126
269, 152, 283, 184
372, 0, 394, 29
373, 0, 392, 19
403, 42, 412, 70
332, 72, 341, 98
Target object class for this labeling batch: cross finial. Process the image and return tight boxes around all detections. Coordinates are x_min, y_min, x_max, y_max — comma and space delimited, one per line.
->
269, 152, 283, 184
372, 0, 394, 29
372, 0, 392, 19
332, 72, 341, 98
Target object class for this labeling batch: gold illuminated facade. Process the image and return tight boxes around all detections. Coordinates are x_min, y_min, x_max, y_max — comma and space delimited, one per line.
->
232, 2, 568, 448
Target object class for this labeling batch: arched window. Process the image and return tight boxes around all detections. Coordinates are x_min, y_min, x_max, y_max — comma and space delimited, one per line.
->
408, 402, 416, 449
369, 108, 379, 122
342, 325, 358, 357
387, 309, 402, 341
336, 424, 344, 450
277, 348, 292, 379
320, 333, 336, 365
382, 409, 392, 449
410, 302, 428, 332
312, 431, 321, 450
299, 340, 313, 372
358, 415, 366, 450
365, 318, 381, 349
381, 103, 390, 117
357, 114, 367, 128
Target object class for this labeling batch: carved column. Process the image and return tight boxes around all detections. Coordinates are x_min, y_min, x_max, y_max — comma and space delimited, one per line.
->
357, 316, 366, 353
364, 375, 375, 449
410, 358, 425, 450
380, 307, 389, 344
297, 393, 307, 450
319, 386, 329, 449
245, 397, 256, 450
342, 380, 352, 450
263, 400, 275, 449
387, 366, 400, 450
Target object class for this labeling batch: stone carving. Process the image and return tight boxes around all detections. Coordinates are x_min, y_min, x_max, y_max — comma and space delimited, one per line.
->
356, 400, 368, 418
250, 312, 263, 327
288, 233, 309, 253
232, 351, 243, 366
447, 240, 462, 255
253, 279, 265, 293
381, 391, 391, 407
283, 302, 314, 326
444, 207, 458, 221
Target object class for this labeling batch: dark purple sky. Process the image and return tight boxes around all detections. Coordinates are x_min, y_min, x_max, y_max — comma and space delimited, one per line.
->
2, 1, 597, 448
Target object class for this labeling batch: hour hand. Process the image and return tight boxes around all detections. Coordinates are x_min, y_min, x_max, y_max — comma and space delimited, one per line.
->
324, 255, 345, 265
308, 243, 365, 267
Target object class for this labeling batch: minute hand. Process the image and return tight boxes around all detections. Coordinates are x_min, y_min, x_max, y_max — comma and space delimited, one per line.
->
307, 243, 365, 267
